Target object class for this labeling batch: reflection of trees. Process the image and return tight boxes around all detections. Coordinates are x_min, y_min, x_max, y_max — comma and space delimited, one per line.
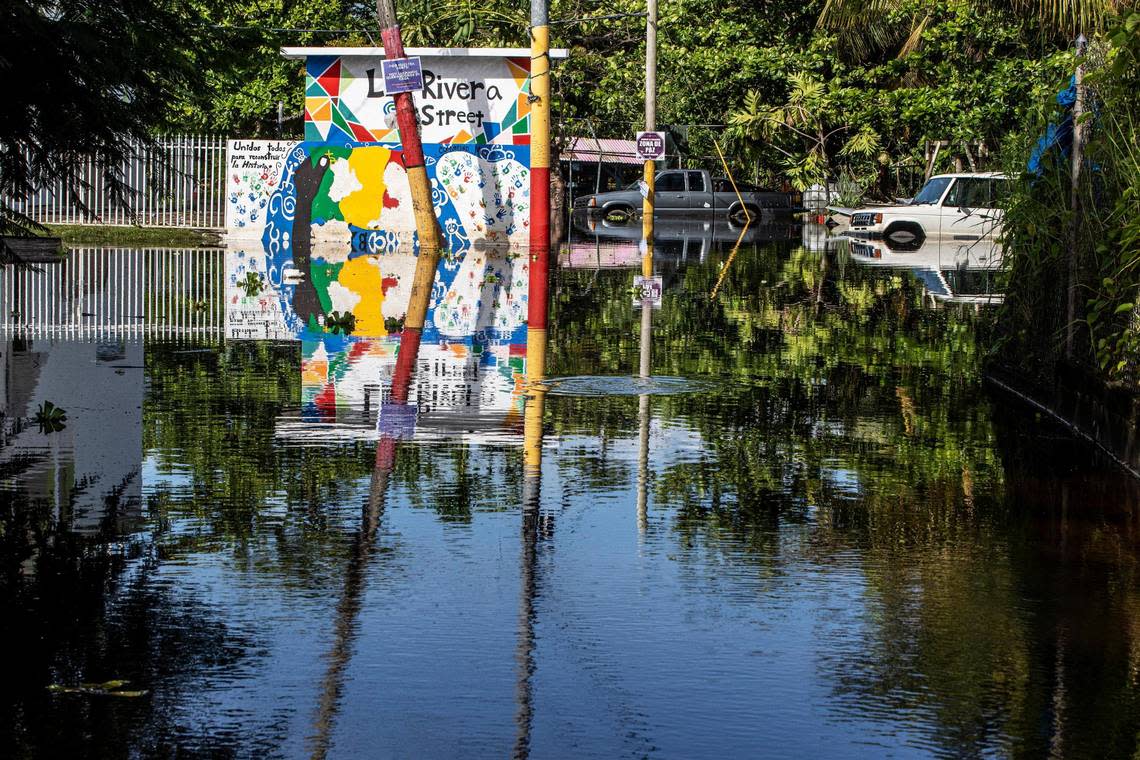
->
547, 241, 1140, 756
0, 489, 264, 755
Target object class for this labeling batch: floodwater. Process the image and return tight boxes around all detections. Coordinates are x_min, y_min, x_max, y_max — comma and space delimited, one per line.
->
2, 222, 1140, 758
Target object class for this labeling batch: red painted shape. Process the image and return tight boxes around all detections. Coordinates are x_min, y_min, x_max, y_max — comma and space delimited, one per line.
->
318, 59, 341, 98
349, 122, 374, 141
506, 56, 532, 73
528, 166, 551, 331
314, 383, 337, 419
513, 135, 531, 146
381, 276, 399, 295
382, 190, 400, 209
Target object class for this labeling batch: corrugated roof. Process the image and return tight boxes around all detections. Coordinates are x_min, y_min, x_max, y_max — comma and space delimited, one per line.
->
562, 137, 644, 165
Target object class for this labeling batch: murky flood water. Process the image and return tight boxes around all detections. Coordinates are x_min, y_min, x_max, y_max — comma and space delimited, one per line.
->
3, 226, 1140, 758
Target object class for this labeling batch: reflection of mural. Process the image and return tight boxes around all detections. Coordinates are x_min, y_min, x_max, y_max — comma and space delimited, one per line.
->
225, 48, 564, 340
276, 332, 526, 443
224, 247, 293, 340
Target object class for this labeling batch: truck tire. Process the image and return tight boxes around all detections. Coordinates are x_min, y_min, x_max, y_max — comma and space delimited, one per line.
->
603, 203, 635, 222
884, 221, 925, 251
728, 203, 760, 228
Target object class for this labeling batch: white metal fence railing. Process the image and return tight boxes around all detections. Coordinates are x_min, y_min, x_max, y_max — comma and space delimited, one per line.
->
3, 135, 227, 229
0, 248, 224, 338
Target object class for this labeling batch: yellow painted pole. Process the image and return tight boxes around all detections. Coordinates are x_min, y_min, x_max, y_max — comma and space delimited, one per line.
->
526, 13, 552, 386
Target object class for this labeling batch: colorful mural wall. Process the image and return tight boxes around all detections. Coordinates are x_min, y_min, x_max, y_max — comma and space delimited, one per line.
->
226, 48, 559, 342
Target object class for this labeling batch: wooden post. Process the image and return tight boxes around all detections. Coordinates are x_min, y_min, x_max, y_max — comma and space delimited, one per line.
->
377, 0, 443, 386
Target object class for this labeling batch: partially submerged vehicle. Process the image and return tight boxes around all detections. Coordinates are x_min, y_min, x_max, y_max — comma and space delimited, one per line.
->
573, 169, 792, 223
831, 172, 1009, 249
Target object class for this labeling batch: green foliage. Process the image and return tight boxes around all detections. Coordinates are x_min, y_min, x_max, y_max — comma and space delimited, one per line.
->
33, 401, 67, 433
238, 270, 264, 298
325, 310, 357, 335
997, 13, 1140, 384
1, 0, 207, 233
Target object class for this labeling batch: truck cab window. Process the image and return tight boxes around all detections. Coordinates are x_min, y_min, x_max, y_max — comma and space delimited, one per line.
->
686, 171, 706, 193
657, 173, 685, 192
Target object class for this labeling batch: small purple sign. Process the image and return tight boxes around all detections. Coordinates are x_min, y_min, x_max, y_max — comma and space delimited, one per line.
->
381, 56, 425, 95
636, 131, 666, 161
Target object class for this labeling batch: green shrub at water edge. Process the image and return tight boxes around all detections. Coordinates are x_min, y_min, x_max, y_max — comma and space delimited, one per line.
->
996, 14, 1140, 385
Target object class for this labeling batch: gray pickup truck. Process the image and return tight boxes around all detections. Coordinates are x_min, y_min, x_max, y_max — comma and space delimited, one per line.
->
573, 169, 792, 222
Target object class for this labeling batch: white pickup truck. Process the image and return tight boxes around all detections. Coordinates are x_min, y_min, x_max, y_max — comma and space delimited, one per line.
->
833, 172, 1009, 249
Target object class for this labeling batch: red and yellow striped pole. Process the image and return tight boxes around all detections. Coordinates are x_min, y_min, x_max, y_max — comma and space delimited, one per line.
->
526, 0, 552, 386
377, 0, 443, 381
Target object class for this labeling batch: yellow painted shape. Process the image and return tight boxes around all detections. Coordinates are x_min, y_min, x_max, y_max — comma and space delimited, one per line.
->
302, 358, 328, 384
339, 146, 391, 229
307, 97, 329, 116
337, 257, 387, 337
506, 61, 529, 87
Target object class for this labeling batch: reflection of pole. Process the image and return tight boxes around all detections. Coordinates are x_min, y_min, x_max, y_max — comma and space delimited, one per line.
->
636, 392, 649, 534
636, 254, 652, 532
516, 328, 547, 759
310, 327, 423, 759
640, 0, 657, 247
377, 0, 443, 368
310, 444, 390, 760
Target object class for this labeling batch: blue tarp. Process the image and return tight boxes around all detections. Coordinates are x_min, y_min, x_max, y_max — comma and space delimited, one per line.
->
1027, 76, 1077, 175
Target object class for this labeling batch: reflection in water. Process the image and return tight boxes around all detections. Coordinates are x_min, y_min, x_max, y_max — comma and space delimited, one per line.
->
846, 236, 1006, 305
2, 236, 1140, 757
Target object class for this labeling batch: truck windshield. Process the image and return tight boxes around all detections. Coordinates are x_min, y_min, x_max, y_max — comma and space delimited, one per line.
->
911, 177, 953, 205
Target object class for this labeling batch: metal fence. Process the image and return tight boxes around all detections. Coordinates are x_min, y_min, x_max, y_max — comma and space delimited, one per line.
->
3, 135, 227, 229
0, 248, 225, 338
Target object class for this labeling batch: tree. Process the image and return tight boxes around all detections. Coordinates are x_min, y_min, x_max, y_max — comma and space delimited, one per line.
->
0, 0, 207, 234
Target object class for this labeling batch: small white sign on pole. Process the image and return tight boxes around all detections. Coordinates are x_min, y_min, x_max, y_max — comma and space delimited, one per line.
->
633, 275, 663, 307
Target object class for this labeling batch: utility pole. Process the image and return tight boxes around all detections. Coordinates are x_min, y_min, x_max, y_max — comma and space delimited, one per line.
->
526, 0, 553, 386
1065, 34, 1087, 360
641, 0, 658, 254
377, 0, 443, 373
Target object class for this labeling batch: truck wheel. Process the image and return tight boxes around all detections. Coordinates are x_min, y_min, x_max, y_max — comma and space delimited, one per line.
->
728, 203, 760, 228
884, 221, 925, 251
604, 204, 635, 223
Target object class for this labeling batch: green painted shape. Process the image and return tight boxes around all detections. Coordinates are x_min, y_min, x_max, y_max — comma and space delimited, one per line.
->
475, 133, 487, 145
309, 145, 351, 168
309, 259, 344, 315
311, 168, 345, 224
512, 116, 529, 135
330, 105, 352, 134
306, 79, 326, 97
503, 101, 518, 126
